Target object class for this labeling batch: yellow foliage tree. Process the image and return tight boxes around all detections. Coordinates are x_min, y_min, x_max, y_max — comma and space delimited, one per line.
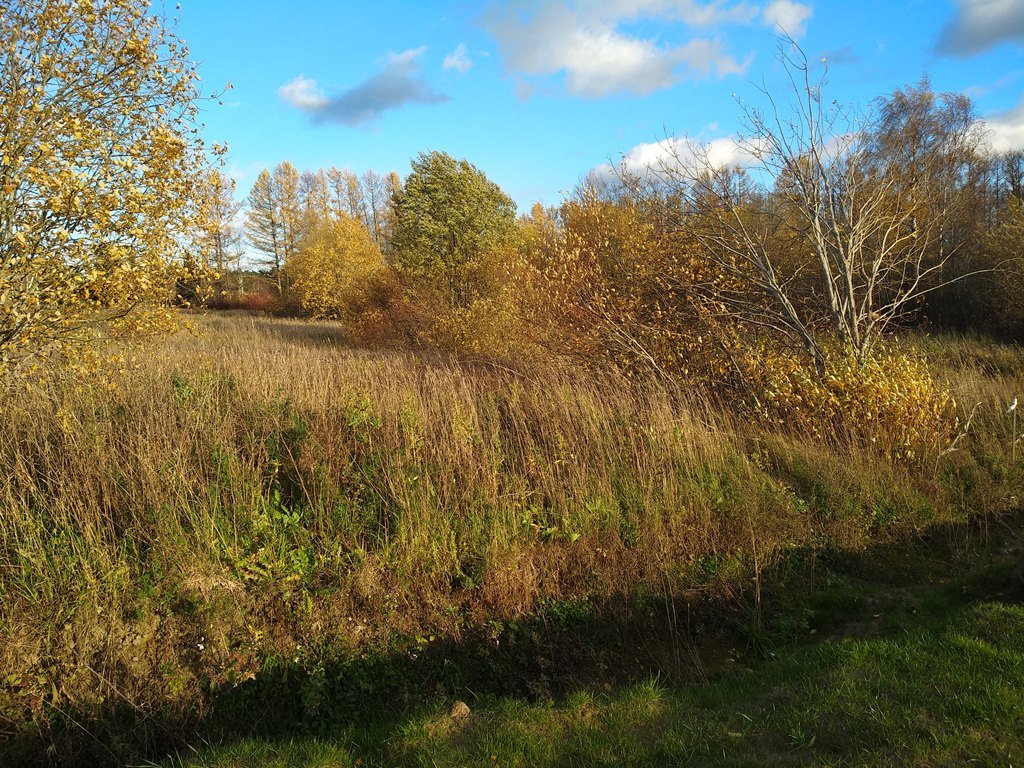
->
427, 243, 545, 361
541, 187, 748, 382
287, 215, 388, 323
197, 169, 242, 275
0, 0, 216, 378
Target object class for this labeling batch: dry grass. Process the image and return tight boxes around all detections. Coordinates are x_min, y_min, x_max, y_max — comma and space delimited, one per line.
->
0, 314, 1020, 753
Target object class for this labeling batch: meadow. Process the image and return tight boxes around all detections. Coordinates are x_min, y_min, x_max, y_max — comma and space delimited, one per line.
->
1, 312, 1022, 766
5, 3, 1024, 766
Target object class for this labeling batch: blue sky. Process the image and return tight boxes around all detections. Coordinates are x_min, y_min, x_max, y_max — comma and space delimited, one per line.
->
177, 0, 1024, 211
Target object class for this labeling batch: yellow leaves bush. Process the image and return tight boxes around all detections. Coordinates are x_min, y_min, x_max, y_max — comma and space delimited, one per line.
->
286, 214, 430, 349
406, 245, 548, 364
515, 190, 960, 462
335, 268, 414, 347
540, 194, 662, 368
742, 347, 958, 460
538, 191, 749, 383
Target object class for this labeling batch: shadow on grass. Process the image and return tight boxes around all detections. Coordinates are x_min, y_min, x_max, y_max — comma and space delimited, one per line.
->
3, 511, 1022, 768
209, 314, 351, 349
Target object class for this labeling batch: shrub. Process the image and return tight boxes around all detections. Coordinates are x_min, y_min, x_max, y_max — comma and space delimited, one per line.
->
415, 245, 548, 364
742, 346, 959, 460
342, 267, 418, 347
206, 289, 278, 313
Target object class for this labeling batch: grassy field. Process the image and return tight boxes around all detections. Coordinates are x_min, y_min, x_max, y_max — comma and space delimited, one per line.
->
162, 510, 1024, 767
1, 313, 1022, 766
164, 600, 1024, 768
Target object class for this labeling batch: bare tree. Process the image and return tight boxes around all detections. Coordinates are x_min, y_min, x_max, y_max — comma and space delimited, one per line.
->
999, 150, 1024, 203
633, 40, 986, 367
362, 170, 390, 248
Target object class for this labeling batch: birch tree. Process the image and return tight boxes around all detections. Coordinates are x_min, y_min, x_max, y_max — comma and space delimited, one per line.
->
637, 41, 985, 367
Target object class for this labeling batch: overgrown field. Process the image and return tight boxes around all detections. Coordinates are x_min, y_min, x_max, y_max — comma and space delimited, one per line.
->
1, 313, 1022, 766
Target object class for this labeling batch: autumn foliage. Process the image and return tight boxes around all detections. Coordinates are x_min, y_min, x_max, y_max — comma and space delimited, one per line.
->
2, 4, 1017, 464
4, 12, 1024, 764
0, 0, 215, 377
288, 215, 387, 323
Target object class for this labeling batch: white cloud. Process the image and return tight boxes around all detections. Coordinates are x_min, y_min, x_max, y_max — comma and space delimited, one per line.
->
278, 48, 448, 127
278, 75, 328, 111
678, 38, 754, 78
938, 0, 1024, 57
627, 0, 759, 26
629, 135, 759, 174
444, 43, 473, 73
483, 0, 761, 98
561, 28, 680, 96
591, 134, 760, 184
986, 99, 1024, 152
761, 0, 813, 39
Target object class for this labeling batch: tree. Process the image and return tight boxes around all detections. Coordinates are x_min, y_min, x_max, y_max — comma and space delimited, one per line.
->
973, 196, 1024, 338
536, 183, 748, 381
327, 167, 366, 224
0, 0, 216, 377
998, 150, 1024, 203
638, 42, 985, 367
327, 167, 400, 250
543, 188, 665, 372
298, 168, 329, 234
246, 162, 301, 294
274, 161, 302, 267
391, 151, 518, 308
245, 170, 283, 292
381, 172, 402, 250
519, 202, 560, 268
360, 169, 398, 250
287, 214, 387, 321
864, 80, 989, 327
197, 170, 242, 275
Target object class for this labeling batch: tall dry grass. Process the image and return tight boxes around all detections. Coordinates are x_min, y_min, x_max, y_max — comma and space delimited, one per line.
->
0, 314, 1020, 738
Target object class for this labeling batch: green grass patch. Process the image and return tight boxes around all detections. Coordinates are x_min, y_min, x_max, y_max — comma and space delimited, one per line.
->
162, 599, 1024, 768
155, 508, 1024, 768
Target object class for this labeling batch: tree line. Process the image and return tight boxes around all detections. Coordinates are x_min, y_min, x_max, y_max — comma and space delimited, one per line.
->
185, 53, 1024, 454
2, 0, 1021, 454
197, 76, 1024, 372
